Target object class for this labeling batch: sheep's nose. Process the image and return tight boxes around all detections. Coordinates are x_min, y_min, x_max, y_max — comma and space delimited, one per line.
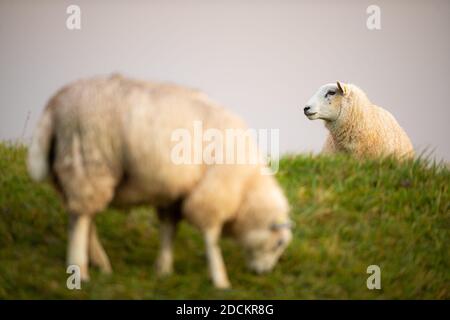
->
304, 106, 311, 114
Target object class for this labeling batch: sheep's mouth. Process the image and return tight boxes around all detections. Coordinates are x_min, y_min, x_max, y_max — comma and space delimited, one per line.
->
305, 112, 317, 117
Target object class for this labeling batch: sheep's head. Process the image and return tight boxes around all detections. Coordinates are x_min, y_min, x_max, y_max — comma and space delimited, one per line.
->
233, 174, 293, 274
241, 217, 293, 274
304, 81, 349, 121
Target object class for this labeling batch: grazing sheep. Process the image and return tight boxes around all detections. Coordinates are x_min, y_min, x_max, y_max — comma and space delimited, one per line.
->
27, 74, 292, 289
303, 82, 414, 159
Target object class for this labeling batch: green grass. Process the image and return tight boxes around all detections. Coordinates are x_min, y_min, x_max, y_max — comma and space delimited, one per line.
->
0, 142, 449, 299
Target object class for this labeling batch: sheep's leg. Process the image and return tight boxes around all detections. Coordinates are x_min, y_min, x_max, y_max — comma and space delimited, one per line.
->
155, 203, 182, 276
155, 216, 179, 276
89, 221, 112, 274
67, 214, 91, 282
56, 137, 117, 282
204, 226, 231, 289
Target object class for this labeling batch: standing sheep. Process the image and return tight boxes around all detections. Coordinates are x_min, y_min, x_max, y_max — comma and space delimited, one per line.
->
303, 82, 414, 159
27, 74, 292, 289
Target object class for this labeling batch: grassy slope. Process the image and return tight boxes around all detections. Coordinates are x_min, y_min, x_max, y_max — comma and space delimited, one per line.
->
0, 143, 448, 299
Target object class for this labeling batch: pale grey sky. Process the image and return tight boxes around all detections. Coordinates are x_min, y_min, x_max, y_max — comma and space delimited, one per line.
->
1, 0, 449, 160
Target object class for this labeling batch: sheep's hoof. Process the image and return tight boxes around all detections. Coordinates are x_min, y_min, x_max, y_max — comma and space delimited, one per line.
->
89, 249, 112, 274
80, 266, 90, 282
155, 260, 173, 277
99, 264, 112, 275
214, 280, 231, 290
94, 259, 112, 274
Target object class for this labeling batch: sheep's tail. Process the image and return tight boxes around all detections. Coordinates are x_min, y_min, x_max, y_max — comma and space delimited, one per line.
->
27, 107, 54, 182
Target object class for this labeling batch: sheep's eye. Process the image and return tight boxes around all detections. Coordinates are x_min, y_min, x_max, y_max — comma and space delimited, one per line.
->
325, 90, 336, 97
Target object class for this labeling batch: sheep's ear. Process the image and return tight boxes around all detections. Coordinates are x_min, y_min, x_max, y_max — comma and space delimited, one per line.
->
337, 81, 348, 96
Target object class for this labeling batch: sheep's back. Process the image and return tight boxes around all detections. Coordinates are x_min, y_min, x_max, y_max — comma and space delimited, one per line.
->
48, 75, 252, 206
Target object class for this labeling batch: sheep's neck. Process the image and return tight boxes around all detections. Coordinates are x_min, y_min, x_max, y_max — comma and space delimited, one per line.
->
325, 94, 370, 153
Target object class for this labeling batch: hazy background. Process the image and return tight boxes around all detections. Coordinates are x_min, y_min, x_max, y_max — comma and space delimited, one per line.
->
1, 0, 449, 160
